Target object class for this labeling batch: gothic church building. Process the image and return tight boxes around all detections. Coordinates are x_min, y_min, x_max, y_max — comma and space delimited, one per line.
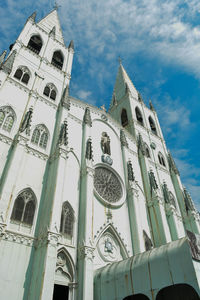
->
0, 9, 199, 300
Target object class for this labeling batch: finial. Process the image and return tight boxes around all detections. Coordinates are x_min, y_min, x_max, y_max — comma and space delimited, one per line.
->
118, 56, 122, 65
0, 50, 7, 66
68, 40, 74, 50
28, 12, 36, 22
1, 50, 16, 74
149, 100, 155, 111
100, 104, 106, 112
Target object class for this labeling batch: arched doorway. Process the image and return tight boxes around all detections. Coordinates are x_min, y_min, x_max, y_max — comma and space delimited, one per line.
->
123, 294, 150, 300
156, 284, 199, 300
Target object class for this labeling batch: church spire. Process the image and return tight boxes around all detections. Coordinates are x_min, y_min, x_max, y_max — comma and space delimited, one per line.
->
111, 63, 138, 106
1, 50, 16, 74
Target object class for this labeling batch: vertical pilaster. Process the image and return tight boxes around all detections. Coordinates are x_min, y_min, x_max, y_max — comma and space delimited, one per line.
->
77, 107, 95, 300
120, 130, 141, 254
137, 134, 171, 247
168, 152, 200, 234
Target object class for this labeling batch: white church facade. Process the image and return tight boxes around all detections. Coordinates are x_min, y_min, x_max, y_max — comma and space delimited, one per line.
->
0, 9, 199, 300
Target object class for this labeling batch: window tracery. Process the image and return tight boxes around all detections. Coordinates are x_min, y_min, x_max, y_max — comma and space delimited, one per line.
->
11, 188, 36, 226
14, 66, 30, 85
31, 124, 48, 149
43, 83, 57, 100
60, 202, 75, 238
0, 106, 16, 132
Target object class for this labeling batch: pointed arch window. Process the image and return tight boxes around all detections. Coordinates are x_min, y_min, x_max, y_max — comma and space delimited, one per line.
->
158, 152, 166, 167
27, 35, 42, 54
31, 124, 49, 149
60, 202, 74, 238
43, 83, 57, 100
11, 189, 36, 226
121, 109, 128, 127
51, 50, 64, 70
135, 107, 144, 126
0, 106, 16, 132
149, 116, 157, 135
14, 66, 30, 85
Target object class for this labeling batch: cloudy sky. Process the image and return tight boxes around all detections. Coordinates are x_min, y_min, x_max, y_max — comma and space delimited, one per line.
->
0, 0, 199, 209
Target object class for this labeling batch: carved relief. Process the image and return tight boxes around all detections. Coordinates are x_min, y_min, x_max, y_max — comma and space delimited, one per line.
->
20, 107, 33, 135
97, 232, 122, 262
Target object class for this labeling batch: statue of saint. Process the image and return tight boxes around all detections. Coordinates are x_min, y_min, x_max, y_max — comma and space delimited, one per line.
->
101, 132, 111, 155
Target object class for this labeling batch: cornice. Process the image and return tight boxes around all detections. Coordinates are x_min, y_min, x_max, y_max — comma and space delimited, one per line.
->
1, 228, 35, 246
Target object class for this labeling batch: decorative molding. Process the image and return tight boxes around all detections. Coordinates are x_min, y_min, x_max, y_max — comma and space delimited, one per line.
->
78, 245, 95, 261
0, 132, 13, 145
2, 230, 34, 246
25, 145, 49, 160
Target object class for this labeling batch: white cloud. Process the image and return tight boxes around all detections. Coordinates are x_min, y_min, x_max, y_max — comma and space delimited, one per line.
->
77, 90, 92, 100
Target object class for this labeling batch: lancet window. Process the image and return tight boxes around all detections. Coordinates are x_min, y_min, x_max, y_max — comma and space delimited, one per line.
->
43, 83, 57, 100
0, 106, 16, 132
149, 116, 157, 135
14, 66, 30, 85
51, 50, 64, 70
121, 109, 129, 127
31, 124, 48, 149
135, 107, 144, 126
11, 188, 36, 226
158, 152, 166, 167
27, 35, 43, 54
60, 202, 74, 238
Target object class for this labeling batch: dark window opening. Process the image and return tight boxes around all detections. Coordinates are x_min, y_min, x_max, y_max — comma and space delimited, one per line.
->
156, 283, 199, 300
53, 284, 69, 300
21, 73, 30, 84
124, 294, 150, 300
43, 86, 50, 97
27, 35, 42, 54
51, 51, 64, 70
135, 107, 144, 126
14, 69, 23, 80
121, 109, 128, 127
149, 116, 157, 135
50, 89, 56, 100
158, 152, 166, 167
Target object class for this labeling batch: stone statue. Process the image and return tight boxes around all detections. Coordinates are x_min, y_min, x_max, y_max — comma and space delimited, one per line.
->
101, 132, 111, 155
162, 183, 169, 204
58, 119, 68, 146
143, 230, 153, 251
149, 170, 158, 193
127, 160, 135, 182
86, 138, 93, 160
19, 107, 33, 135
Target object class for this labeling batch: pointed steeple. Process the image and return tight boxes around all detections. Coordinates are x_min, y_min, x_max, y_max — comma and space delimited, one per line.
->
0, 50, 7, 66
1, 50, 16, 74
112, 63, 138, 104
37, 9, 64, 44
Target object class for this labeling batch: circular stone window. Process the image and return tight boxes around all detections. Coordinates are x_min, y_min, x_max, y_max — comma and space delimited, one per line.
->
94, 166, 124, 206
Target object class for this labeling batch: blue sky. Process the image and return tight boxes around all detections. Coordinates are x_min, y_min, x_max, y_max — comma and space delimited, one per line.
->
0, 0, 199, 209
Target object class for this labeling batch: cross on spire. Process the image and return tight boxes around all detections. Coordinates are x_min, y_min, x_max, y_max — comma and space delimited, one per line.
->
53, 1, 61, 10
118, 56, 122, 65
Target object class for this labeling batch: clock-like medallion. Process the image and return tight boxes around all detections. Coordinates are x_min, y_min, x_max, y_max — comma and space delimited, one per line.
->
94, 166, 123, 204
